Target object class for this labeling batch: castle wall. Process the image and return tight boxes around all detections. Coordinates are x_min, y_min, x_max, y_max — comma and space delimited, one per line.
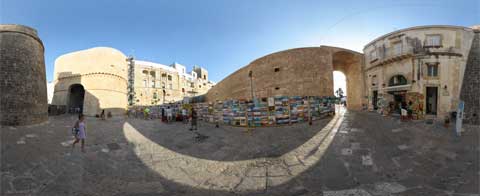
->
205, 46, 365, 110
0, 24, 48, 126
52, 47, 128, 116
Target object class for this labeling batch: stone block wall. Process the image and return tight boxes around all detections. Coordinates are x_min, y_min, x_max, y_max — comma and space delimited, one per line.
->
460, 30, 480, 125
0, 25, 48, 126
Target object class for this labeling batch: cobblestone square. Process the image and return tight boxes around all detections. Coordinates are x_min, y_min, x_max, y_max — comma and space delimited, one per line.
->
1, 109, 478, 195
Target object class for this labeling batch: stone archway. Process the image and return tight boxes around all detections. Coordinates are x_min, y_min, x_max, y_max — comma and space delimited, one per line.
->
68, 84, 85, 114
332, 50, 365, 110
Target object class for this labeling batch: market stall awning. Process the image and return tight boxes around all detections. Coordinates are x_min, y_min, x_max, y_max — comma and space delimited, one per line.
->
383, 84, 412, 92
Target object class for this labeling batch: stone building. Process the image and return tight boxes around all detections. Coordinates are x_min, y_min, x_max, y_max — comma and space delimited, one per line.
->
51, 47, 129, 116
0, 24, 48, 125
363, 25, 476, 121
133, 60, 214, 106
205, 46, 366, 110
52, 47, 214, 115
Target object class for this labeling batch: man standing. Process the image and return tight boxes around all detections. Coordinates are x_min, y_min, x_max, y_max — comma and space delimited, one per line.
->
166, 106, 172, 123
182, 108, 188, 124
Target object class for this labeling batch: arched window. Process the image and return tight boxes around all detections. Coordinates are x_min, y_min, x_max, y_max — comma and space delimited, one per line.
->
388, 75, 407, 86
167, 75, 172, 81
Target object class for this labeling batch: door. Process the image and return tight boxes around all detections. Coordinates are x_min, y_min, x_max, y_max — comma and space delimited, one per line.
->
426, 87, 438, 115
372, 90, 378, 110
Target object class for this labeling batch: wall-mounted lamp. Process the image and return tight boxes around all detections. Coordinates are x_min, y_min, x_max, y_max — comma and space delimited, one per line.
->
444, 85, 448, 90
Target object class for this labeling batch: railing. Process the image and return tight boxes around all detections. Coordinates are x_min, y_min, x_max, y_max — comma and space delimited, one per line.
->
367, 45, 416, 69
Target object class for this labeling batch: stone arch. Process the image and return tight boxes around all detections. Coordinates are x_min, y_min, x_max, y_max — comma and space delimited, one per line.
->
330, 48, 365, 110
68, 84, 85, 114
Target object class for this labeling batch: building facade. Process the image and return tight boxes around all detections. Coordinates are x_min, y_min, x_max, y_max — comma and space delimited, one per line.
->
363, 25, 476, 120
132, 60, 215, 106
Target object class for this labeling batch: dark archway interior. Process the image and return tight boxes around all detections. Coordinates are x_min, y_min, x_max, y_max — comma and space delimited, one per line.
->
69, 84, 85, 113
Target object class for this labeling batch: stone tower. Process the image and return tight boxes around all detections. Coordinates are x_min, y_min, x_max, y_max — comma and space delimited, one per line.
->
0, 24, 48, 126
460, 26, 480, 125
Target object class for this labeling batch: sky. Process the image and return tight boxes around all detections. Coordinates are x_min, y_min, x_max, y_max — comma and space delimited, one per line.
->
1, 0, 478, 94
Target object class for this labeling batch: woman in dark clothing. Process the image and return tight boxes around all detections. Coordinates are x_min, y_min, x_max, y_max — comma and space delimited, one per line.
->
190, 108, 198, 131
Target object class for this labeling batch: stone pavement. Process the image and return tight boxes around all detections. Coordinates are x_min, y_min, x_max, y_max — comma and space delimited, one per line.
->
1, 108, 479, 196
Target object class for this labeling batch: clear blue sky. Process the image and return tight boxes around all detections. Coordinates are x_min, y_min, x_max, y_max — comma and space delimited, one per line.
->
1, 0, 478, 83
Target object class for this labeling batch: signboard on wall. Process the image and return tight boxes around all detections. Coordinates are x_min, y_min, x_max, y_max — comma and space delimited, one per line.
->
456, 101, 464, 137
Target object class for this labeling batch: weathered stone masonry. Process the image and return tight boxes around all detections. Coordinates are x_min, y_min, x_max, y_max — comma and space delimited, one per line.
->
460, 29, 480, 125
0, 24, 48, 126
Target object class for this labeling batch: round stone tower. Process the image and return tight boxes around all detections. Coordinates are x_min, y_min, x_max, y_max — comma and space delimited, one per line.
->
0, 24, 48, 126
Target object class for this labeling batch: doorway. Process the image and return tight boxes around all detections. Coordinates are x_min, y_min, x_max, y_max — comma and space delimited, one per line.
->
69, 84, 85, 114
372, 90, 378, 110
426, 87, 438, 115
388, 91, 406, 114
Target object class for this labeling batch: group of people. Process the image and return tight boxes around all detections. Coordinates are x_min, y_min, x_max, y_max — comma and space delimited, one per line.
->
71, 107, 199, 153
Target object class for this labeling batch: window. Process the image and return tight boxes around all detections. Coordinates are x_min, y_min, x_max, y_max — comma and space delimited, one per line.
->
161, 73, 167, 78
371, 75, 377, 86
151, 80, 155, 88
191, 83, 194, 87
153, 92, 157, 99
370, 50, 377, 60
143, 80, 147, 87
203, 75, 206, 80
425, 35, 441, 47
427, 63, 439, 77
156, 81, 161, 88
393, 42, 402, 56
167, 75, 172, 81
199, 85, 202, 88
274, 68, 280, 72
388, 75, 407, 86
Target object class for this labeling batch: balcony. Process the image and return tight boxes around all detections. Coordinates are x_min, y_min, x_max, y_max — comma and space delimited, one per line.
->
368, 45, 415, 69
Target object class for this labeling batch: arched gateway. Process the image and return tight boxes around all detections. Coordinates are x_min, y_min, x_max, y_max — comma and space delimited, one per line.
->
205, 46, 366, 110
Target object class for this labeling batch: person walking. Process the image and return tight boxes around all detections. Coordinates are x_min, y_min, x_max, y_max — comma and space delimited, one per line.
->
182, 108, 188, 124
144, 107, 150, 120
100, 109, 105, 120
166, 106, 173, 123
72, 114, 87, 153
190, 108, 198, 131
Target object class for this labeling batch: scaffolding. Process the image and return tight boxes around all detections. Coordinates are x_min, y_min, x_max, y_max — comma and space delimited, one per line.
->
126, 56, 135, 106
